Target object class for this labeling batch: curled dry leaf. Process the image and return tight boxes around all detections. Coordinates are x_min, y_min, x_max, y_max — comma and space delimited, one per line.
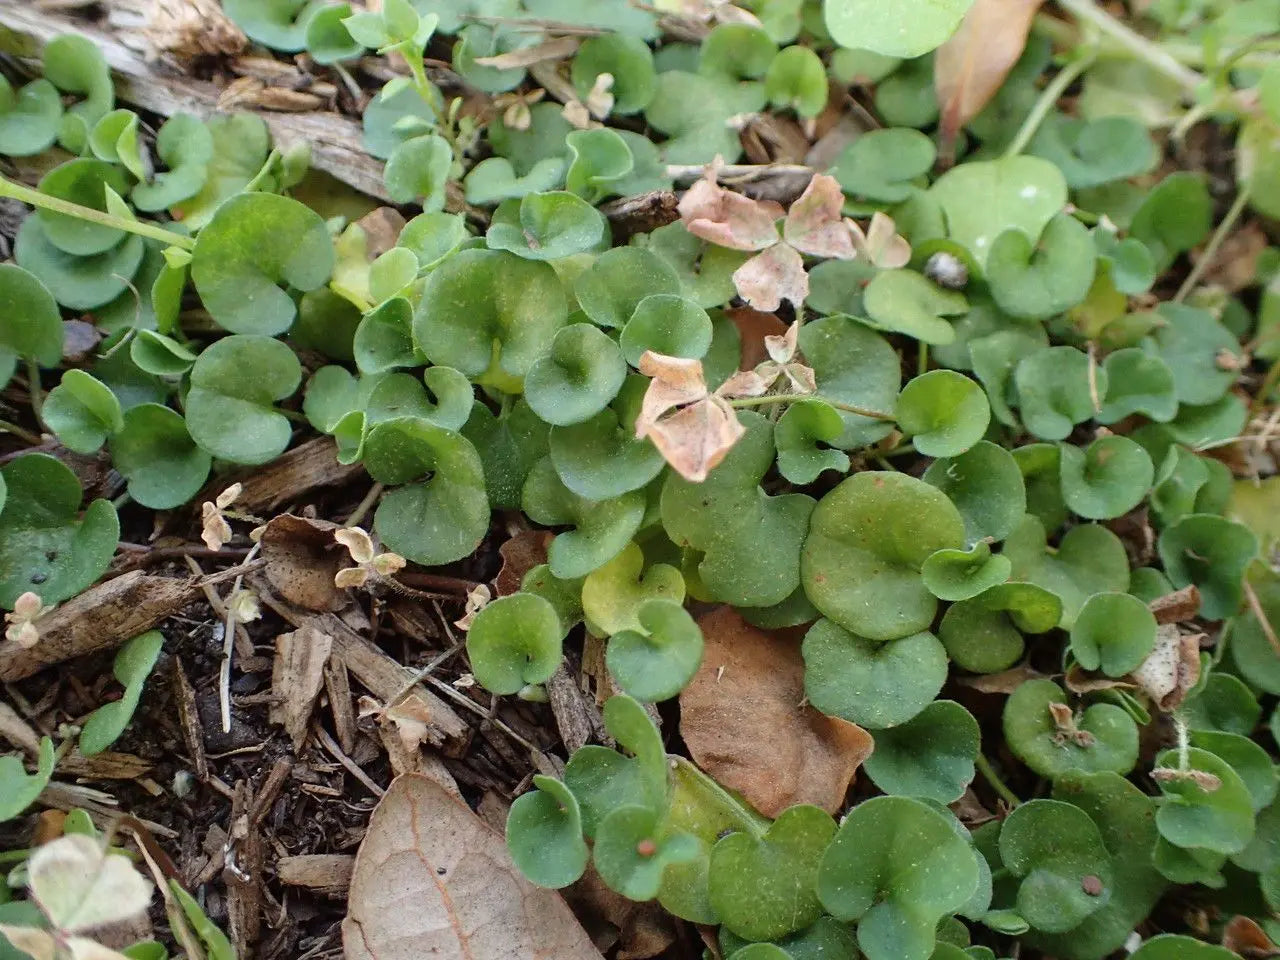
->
782, 174, 856, 260
677, 161, 783, 252
636, 352, 747, 482
1222, 914, 1280, 958
957, 662, 1047, 694
1130, 623, 1203, 711
454, 583, 493, 631
725, 306, 788, 368
200, 482, 243, 551
1151, 766, 1223, 792
849, 212, 913, 269
680, 607, 874, 818
1064, 664, 1136, 695
1148, 584, 1202, 624
732, 240, 809, 311
342, 773, 603, 960
563, 866, 676, 960
271, 626, 333, 751
334, 527, 406, 591
359, 693, 437, 777
261, 515, 349, 612
4, 591, 51, 648
495, 530, 553, 597
935, 0, 1044, 153
0, 926, 135, 960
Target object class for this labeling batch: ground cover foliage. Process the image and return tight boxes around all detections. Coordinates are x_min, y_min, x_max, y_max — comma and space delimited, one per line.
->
1, 0, 1280, 957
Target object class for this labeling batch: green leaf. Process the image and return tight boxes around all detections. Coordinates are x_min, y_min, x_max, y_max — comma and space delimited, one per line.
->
798, 315, 900, 449
607, 598, 703, 703
89, 109, 145, 180
400, 212, 470, 275
938, 581, 1061, 674
1142, 302, 1241, 407
1003, 679, 1139, 778
1070, 592, 1156, 677
831, 127, 935, 203
384, 134, 452, 209
802, 471, 963, 641
43, 35, 113, 151
922, 541, 1011, 602
765, 46, 827, 117
818, 796, 979, 960
15, 216, 145, 311
362, 82, 442, 160
620, 294, 712, 365
968, 326, 1048, 427
191, 193, 334, 335
0, 77, 62, 157
636, 221, 749, 308
582, 541, 684, 636
895, 369, 990, 457
863, 269, 968, 345
928, 155, 1067, 270
0, 453, 119, 608
109, 403, 211, 509
1129, 936, 1236, 960
1013, 346, 1102, 442
523, 456, 644, 579
775, 399, 850, 484
874, 54, 939, 128
525, 324, 627, 427
364, 417, 489, 566
414, 248, 568, 381
486, 191, 609, 261
575, 246, 682, 330
507, 775, 589, 889
0, 263, 63, 367
803, 620, 947, 729
306, 2, 363, 63
1094, 230, 1156, 296
0, 737, 55, 822
1060, 435, 1154, 520
37, 159, 131, 256
79, 630, 164, 755
565, 128, 634, 204
222, 0, 327, 51
1154, 746, 1255, 856
645, 70, 766, 163
1096, 348, 1177, 423
462, 399, 548, 510
464, 155, 567, 206
922, 441, 1026, 544
1157, 514, 1256, 620
130, 330, 196, 378
824, 0, 974, 57
593, 804, 698, 900
1004, 515, 1130, 626
709, 805, 836, 941
168, 880, 235, 960
549, 392, 664, 499
185, 335, 301, 465
466, 592, 563, 695
1183, 673, 1261, 735
43, 369, 124, 454
999, 800, 1113, 934
1028, 113, 1157, 188
863, 700, 979, 803
1130, 172, 1211, 272
662, 413, 814, 607
354, 297, 417, 375
170, 113, 271, 230
1189, 729, 1278, 813
987, 213, 1097, 320
572, 34, 656, 114
1013, 442, 1067, 532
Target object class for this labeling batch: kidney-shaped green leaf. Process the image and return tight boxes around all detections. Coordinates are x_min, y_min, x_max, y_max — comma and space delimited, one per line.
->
487, 191, 609, 261
506, 774, 589, 890
43, 369, 123, 454
1070, 592, 1156, 677
895, 369, 990, 458
864, 699, 979, 803
607, 598, 703, 703
1003, 679, 1139, 778
466, 592, 563, 695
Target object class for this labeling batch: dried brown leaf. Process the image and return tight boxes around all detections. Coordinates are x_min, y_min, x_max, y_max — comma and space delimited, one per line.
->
1148, 584, 1202, 624
342, 774, 603, 960
563, 867, 676, 960
935, 0, 1044, 152
261, 515, 349, 612
636, 352, 709, 431
473, 35, 581, 70
271, 626, 333, 750
725, 306, 787, 368
678, 164, 783, 251
733, 242, 809, 311
642, 397, 745, 483
1130, 624, 1203, 711
957, 662, 1047, 693
495, 530, 553, 597
782, 174, 855, 259
849, 212, 912, 269
1223, 915, 1280, 958
1064, 664, 1137, 695
680, 607, 872, 818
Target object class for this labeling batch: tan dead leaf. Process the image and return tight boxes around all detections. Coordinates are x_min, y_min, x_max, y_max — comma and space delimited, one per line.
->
0, 928, 135, 960
1148, 584, 1202, 624
715, 369, 771, 400
642, 396, 745, 483
361, 694, 437, 776
454, 584, 493, 631
636, 352, 709, 431
271, 626, 333, 750
28, 834, 153, 933
935, 0, 1044, 153
584, 73, 616, 119
563, 866, 676, 960
957, 662, 1047, 693
1223, 914, 1280, 958
733, 242, 809, 311
849, 212, 913, 269
1130, 624, 1203, 711
4, 591, 50, 648
677, 163, 783, 252
782, 174, 856, 260
763, 321, 799, 365
228, 588, 261, 623
200, 501, 232, 552
680, 607, 872, 818
342, 773, 604, 960
1065, 664, 1137, 695
260, 515, 349, 612
950, 788, 997, 826
495, 530, 553, 597
473, 35, 581, 70
354, 208, 408, 261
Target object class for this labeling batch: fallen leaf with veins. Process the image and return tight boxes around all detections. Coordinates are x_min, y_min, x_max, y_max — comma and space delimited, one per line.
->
680, 607, 873, 817
849, 212, 913, 268
1130, 623, 1202, 711
260, 515, 350, 612
732, 241, 809, 311
677, 161, 783, 251
342, 773, 603, 960
636, 352, 747, 482
782, 174, 856, 260
935, 0, 1044, 153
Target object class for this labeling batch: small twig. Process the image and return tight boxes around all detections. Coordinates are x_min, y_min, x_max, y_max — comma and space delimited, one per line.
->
1004, 49, 1098, 158
422, 675, 538, 753
1174, 186, 1252, 303
0, 418, 41, 445
394, 570, 482, 595
1243, 577, 1280, 657
219, 541, 262, 734
24, 359, 43, 427
666, 162, 815, 183
385, 640, 466, 711
343, 482, 384, 527
315, 726, 384, 797
975, 753, 1022, 808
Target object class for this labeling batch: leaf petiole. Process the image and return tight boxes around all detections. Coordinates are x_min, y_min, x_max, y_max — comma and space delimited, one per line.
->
0, 174, 196, 251
976, 752, 1022, 808
1053, 0, 1204, 93
727, 393, 896, 421
1004, 49, 1099, 158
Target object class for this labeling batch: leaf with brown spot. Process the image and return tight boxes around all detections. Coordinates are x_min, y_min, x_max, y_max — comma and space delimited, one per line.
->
1130, 623, 1203, 711
261, 515, 349, 612
679, 607, 873, 818
732, 242, 809, 311
342, 773, 603, 960
935, 0, 1044, 154
271, 626, 333, 750
495, 530, 552, 597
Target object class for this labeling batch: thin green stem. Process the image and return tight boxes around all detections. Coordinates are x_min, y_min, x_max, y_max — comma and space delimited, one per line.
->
976, 753, 1022, 808
0, 418, 41, 445
1053, 0, 1205, 93
1005, 50, 1098, 157
25, 359, 43, 427
0, 175, 195, 251
727, 393, 896, 421
1174, 185, 1252, 303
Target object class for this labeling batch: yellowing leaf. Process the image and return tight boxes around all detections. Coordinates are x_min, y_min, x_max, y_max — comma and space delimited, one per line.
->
935, 0, 1043, 152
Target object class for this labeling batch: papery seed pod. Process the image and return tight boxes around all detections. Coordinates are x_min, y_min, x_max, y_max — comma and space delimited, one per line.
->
924, 251, 969, 290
